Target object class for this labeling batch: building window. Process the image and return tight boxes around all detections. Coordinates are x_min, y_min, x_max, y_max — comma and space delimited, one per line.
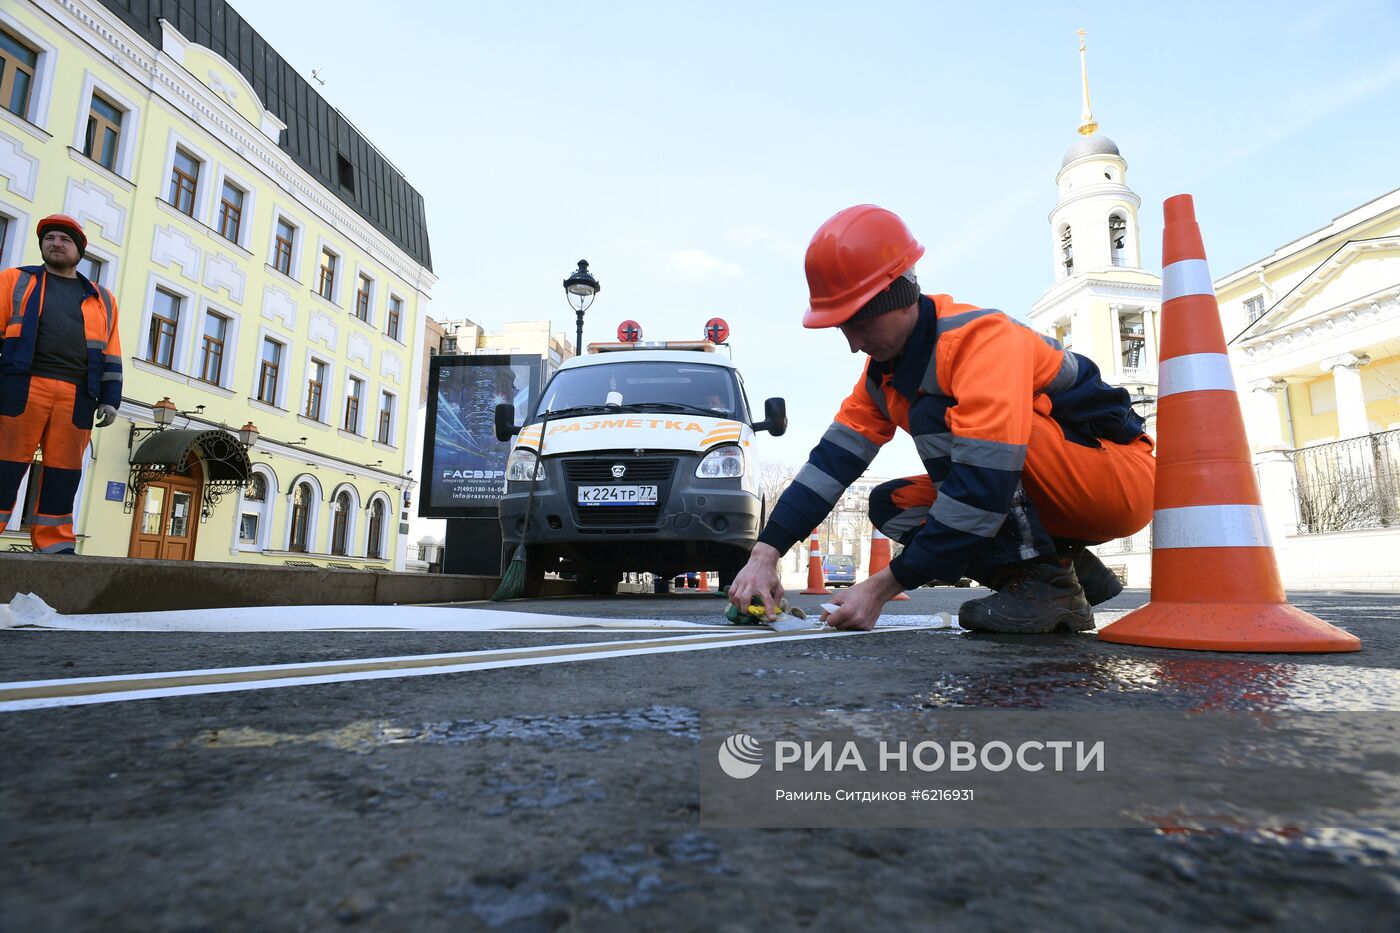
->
239, 473, 267, 546
83, 92, 123, 171
336, 153, 355, 192
273, 218, 295, 276
0, 29, 38, 119
217, 180, 245, 243
440, 335, 457, 354
1109, 214, 1128, 266
79, 254, 104, 285
257, 337, 283, 405
199, 311, 228, 385
169, 148, 200, 216
289, 481, 312, 552
318, 248, 337, 301
0, 214, 10, 266
331, 490, 352, 556
1245, 296, 1267, 323
386, 295, 402, 340
366, 499, 385, 560
1059, 226, 1074, 277
377, 391, 394, 444
1119, 310, 1146, 373
305, 359, 327, 420
147, 289, 180, 368
344, 376, 363, 433
355, 274, 372, 322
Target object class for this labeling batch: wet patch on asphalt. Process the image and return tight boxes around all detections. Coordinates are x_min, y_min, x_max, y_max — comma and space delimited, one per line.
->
183, 704, 701, 755
441, 832, 735, 927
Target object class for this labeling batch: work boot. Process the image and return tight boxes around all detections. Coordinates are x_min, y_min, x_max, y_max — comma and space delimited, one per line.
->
958, 560, 1093, 634
1070, 548, 1123, 606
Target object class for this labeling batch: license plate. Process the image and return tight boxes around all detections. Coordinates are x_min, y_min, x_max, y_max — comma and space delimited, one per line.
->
577, 484, 658, 506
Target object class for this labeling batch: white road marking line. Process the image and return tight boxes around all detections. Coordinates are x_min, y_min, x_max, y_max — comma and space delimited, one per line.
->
0, 626, 932, 712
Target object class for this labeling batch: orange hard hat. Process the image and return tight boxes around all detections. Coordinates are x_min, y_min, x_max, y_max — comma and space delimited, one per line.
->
803, 205, 924, 328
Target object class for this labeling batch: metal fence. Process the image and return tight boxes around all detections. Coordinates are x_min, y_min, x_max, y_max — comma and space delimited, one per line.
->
1287, 429, 1400, 534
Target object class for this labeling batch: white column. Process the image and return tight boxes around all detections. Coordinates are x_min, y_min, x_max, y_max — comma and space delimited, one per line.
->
1324, 353, 1372, 439
1246, 379, 1289, 452
1255, 449, 1299, 542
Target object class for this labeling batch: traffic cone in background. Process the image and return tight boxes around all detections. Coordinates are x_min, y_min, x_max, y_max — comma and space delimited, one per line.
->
697, 571, 710, 592
1098, 194, 1359, 653
867, 530, 910, 600
800, 536, 831, 596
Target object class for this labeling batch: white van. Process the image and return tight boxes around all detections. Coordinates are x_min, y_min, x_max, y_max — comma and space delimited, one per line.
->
494, 340, 786, 595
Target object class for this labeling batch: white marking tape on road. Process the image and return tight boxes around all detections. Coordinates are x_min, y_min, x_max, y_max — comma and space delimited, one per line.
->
0, 626, 937, 712
1, 602, 740, 633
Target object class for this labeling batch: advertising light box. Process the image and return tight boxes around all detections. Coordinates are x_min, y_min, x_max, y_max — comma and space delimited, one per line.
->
420, 354, 541, 518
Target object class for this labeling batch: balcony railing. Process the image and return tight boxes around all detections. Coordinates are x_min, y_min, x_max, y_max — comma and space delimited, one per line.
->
1286, 429, 1400, 534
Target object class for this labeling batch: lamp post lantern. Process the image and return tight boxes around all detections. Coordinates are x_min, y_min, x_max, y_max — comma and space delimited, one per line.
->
563, 259, 600, 356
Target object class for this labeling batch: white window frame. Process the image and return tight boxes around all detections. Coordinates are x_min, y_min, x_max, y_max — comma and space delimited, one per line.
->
384, 291, 406, 343
341, 368, 369, 436
0, 10, 58, 129
300, 348, 335, 424
327, 483, 362, 557
365, 491, 393, 561
268, 206, 305, 282
252, 325, 291, 410
351, 264, 377, 327
0, 200, 31, 267
1244, 295, 1267, 323
138, 271, 197, 374
232, 464, 278, 553
210, 164, 257, 251
374, 384, 399, 448
161, 129, 216, 223
77, 240, 118, 288
313, 237, 343, 305
189, 297, 241, 390
285, 473, 324, 553
72, 70, 141, 179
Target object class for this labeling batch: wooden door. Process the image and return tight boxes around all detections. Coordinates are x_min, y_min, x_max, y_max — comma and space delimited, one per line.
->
128, 464, 202, 560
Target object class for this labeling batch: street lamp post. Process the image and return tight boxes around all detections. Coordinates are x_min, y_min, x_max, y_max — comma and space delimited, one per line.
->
563, 259, 600, 356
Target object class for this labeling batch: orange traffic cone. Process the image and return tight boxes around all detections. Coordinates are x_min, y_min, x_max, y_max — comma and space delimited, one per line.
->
1098, 194, 1359, 653
867, 531, 910, 600
697, 570, 710, 592
800, 536, 830, 596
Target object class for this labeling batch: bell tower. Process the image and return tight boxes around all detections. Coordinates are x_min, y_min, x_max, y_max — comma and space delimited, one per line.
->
1030, 30, 1161, 404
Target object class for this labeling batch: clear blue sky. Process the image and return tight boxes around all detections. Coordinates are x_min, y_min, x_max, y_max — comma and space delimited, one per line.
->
231, 0, 1400, 477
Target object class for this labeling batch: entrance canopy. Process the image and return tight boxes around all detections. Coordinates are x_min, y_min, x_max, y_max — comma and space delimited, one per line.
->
128, 429, 253, 513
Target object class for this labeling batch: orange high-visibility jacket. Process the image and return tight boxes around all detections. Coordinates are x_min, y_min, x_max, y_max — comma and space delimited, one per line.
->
757, 294, 1145, 586
0, 266, 123, 409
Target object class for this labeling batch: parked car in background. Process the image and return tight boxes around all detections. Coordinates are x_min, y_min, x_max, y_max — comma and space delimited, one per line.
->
823, 554, 857, 587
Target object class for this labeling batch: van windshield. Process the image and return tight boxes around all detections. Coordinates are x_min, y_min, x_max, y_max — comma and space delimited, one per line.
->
827, 556, 856, 569
536, 362, 744, 421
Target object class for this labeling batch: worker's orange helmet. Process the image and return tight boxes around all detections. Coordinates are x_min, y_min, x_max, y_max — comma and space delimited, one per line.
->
803, 205, 924, 329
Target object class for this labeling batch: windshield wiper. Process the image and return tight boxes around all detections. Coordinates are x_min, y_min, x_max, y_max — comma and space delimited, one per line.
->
540, 404, 613, 419
612, 401, 729, 416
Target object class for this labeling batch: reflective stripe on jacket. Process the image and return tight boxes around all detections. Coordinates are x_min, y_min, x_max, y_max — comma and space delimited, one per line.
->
758, 293, 1145, 587
0, 265, 123, 407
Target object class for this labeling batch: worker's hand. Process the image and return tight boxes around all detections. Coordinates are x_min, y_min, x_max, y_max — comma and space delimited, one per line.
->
729, 542, 784, 620
821, 569, 905, 631
94, 404, 118, 428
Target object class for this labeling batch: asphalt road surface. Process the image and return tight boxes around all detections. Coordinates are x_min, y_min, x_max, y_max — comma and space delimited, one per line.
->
2, 587, 1398, 931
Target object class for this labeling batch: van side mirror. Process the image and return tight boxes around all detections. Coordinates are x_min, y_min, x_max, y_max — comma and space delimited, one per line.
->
494, 403, 519, 442
754, 397, 787, 436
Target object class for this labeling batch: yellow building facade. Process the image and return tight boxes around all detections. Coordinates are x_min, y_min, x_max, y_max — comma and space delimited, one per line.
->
1, 0, 435, 568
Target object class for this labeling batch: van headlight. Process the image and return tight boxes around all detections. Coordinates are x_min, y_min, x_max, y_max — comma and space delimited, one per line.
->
505, 448, 545, 482
696, 444, 744, 478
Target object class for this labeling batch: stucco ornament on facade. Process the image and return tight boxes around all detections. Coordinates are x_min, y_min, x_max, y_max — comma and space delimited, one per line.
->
0, 132, 40, 200
151, 225, 201, 280
63, 177, 125, 244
